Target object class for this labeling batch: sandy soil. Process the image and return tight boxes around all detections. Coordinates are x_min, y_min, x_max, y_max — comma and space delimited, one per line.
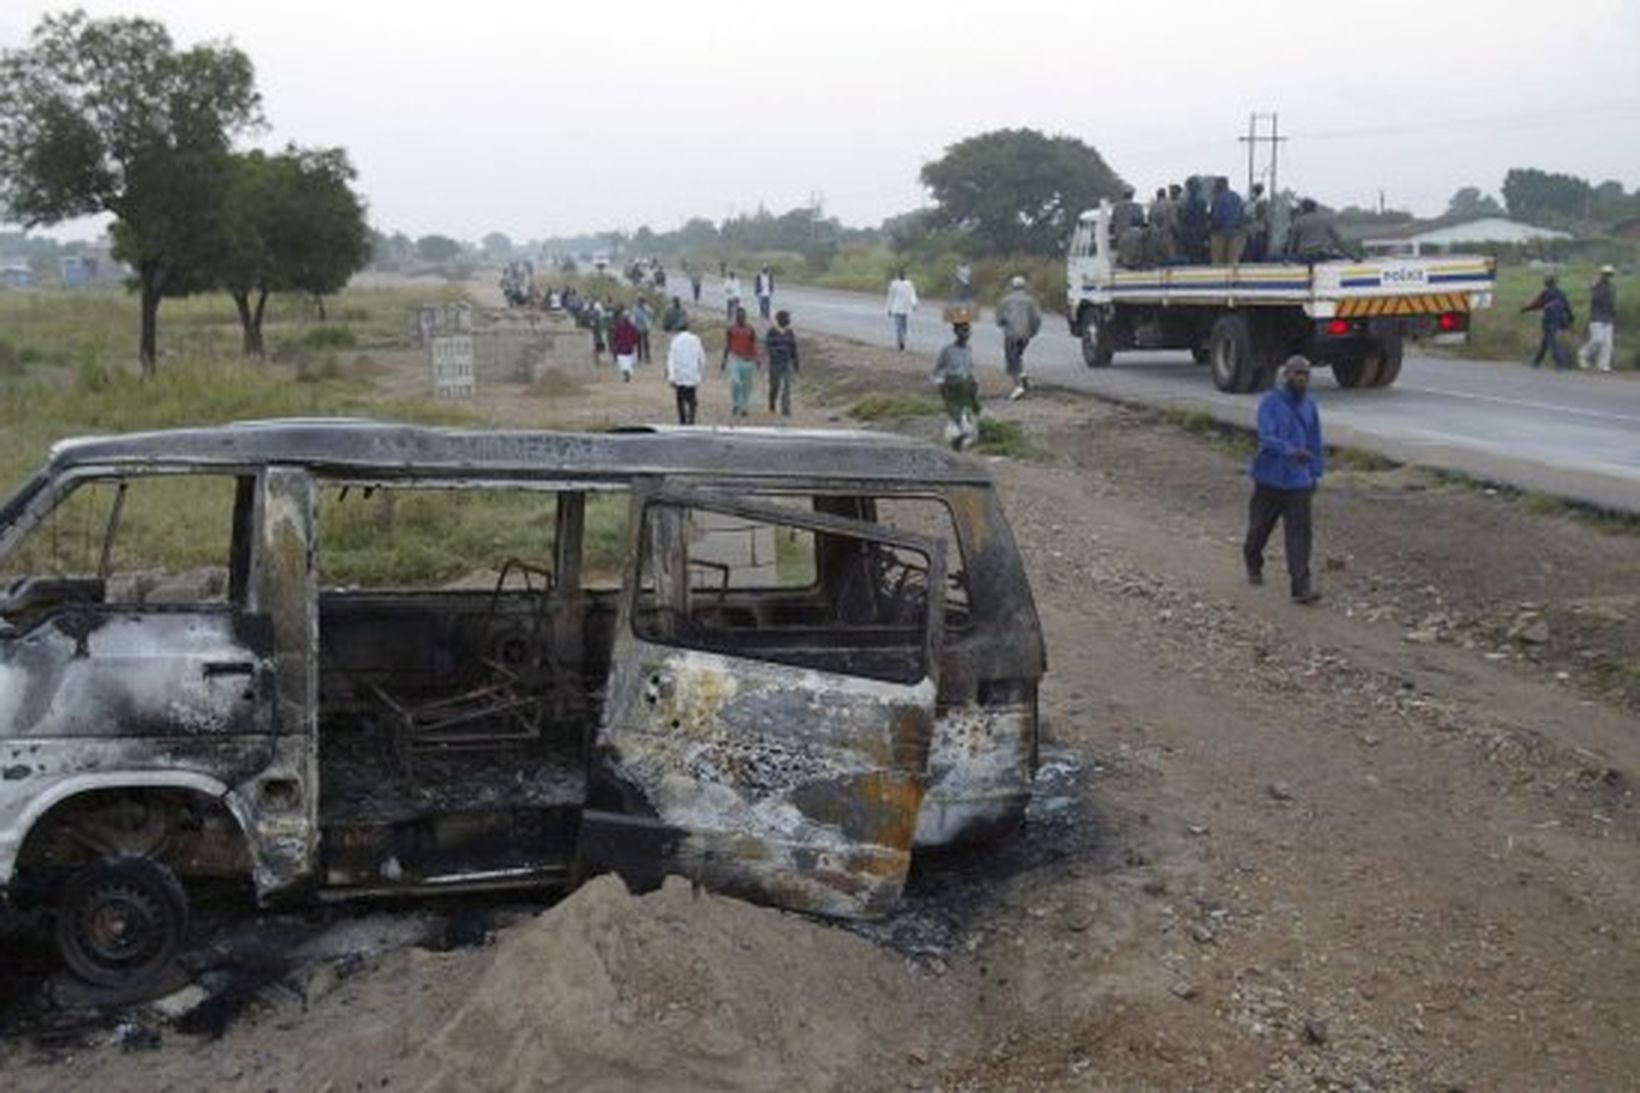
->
2, 296, 1636, 1091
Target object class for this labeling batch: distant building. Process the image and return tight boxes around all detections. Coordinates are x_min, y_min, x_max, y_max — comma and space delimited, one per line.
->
1363, 217, 1573, 257
0, 264, 34, 289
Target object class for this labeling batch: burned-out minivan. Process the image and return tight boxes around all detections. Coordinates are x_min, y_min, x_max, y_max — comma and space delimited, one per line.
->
0, 421, 1043, 988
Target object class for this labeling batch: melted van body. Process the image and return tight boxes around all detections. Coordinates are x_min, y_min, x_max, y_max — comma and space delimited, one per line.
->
0, 422, 1044, 987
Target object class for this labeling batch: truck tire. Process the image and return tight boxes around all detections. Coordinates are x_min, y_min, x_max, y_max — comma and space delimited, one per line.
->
1331, 357, 1381, 389
1366, 332, 1404, 387
1208, 315, 1257, 393
1080, 316, 1115, 368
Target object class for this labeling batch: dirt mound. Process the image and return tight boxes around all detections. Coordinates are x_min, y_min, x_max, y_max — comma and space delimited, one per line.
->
382, 876, 950, 1092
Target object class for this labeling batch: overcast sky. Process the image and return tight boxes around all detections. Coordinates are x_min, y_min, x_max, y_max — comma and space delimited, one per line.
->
5, 0, 1639, 243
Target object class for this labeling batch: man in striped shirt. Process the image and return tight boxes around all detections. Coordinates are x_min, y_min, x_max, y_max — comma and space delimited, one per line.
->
764, 310, 799, 416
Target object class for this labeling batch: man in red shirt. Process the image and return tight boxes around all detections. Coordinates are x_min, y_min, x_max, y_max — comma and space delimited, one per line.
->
610, 307, 640, 381
720, 306, 759, 417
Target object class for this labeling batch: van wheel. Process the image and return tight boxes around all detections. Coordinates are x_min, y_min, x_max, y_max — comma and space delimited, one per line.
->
1079, 314, 1114, 368
56, 857, 189, 989
1367, 333, 1404, 387
1208, 315, 1256, 393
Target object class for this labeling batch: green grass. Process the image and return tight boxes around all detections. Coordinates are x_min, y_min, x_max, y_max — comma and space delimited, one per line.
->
973, 418, 1042, 459
847, 393, 943, 421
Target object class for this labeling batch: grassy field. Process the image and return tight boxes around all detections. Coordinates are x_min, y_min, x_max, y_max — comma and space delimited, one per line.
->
0, 283, 540, 586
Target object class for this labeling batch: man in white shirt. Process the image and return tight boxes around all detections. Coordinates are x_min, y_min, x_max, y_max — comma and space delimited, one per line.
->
723, 270, 742, 322
886, 270, 918, 351
666, 318, 706, 424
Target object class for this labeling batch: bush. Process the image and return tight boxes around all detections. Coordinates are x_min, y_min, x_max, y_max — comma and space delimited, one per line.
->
304, 324, 357, 349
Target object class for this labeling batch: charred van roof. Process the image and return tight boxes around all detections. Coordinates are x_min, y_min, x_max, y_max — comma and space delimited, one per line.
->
44, 420, 991, 484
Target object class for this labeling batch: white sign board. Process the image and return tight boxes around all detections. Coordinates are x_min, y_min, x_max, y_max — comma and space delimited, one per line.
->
430, 334, 475, 398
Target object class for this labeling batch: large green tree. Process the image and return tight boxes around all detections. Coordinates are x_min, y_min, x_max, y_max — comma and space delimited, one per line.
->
0, 10, 262, 374
1501, 168, 1592, 224
219, 146, 371, 356
920, 129, 1125, 256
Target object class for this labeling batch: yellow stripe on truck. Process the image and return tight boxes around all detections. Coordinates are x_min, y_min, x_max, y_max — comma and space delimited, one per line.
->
1335, 294, 1473, 319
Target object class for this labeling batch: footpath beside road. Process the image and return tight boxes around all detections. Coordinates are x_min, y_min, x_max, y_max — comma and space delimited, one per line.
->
725, 277, 1640, 514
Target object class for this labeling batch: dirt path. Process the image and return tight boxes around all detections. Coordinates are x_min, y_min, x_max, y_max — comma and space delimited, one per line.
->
2, 305, 1635, 1091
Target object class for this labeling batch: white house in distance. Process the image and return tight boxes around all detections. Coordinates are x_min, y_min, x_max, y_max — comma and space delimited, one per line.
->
1364, 217, 1573, 257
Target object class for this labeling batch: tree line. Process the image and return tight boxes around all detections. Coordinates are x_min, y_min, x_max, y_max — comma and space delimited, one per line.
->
0, 11, 372, 374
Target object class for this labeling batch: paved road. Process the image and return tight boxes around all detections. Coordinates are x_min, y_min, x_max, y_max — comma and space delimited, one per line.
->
707, 278, 1640, 513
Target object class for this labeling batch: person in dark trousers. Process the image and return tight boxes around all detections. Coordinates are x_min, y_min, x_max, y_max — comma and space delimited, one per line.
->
1521, 275, 1575, 371
932, 320, 980, 450
764, 309, 799, 416
666, 317, 705, 424
1244, 355, 1325, 604
633, 298, 653, 364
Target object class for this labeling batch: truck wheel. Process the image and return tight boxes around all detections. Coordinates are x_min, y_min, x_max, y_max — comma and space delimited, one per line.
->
1080, 316, 1115, 368
1331, 357, 1381, 389
1366, 332, 1404, 387
1208, 315, 1256, 393
55, 857, 189, 989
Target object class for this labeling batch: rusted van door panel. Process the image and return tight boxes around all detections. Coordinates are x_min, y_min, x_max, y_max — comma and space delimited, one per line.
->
591, 493, 944, 920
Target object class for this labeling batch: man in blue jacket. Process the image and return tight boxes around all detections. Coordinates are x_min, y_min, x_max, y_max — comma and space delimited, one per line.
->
1244, 355, 1325, 604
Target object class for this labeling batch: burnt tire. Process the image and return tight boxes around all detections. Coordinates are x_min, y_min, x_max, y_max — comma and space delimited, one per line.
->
1079, 313, 1115, 368
56, 857, 188, 989
1208, 314, 1256, 393
1366, 332, 1404, 387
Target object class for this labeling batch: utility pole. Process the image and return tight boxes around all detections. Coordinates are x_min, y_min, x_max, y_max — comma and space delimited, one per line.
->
1238, 112, 1287, 197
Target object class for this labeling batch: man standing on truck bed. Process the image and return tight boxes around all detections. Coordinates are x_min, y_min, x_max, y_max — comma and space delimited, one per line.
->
1209, 178, 1245, 266
1244, 356, 1324, 605
996, 275, 1043, 400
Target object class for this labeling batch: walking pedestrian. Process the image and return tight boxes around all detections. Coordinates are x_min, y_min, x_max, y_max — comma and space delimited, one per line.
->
765, 309, 799, 416
1209, 177, 1245, 266
723, 269, 742, 322
953, 260, 974, 302
932, 320, 980, 451
1521, 275, 1575, 371
690, 266, 702, 303
1244, 356, 1325, 605
1579, 265, 1618, 372
995, 275, 1043, 400
755, 264, 775, 320
589, 298, 608, 364
610, 307, 640, 382
721, 306, 759, 418
633, 298, 653, 364
666, 317, 705, 424
661, 295, 688, 333
886, 269, 919, 351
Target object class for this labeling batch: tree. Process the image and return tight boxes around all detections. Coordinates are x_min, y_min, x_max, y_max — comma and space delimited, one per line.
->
1445, 186, 1504, 220
0, 11, 262, 375
481, 231, 512, 260
416, 234, 463, 262
218, 146, 371, 356
1501, 168, 1592, 223
920, 129, 1125, 256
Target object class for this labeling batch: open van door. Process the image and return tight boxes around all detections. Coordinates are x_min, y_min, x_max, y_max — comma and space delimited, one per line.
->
583, 491, 944, 919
